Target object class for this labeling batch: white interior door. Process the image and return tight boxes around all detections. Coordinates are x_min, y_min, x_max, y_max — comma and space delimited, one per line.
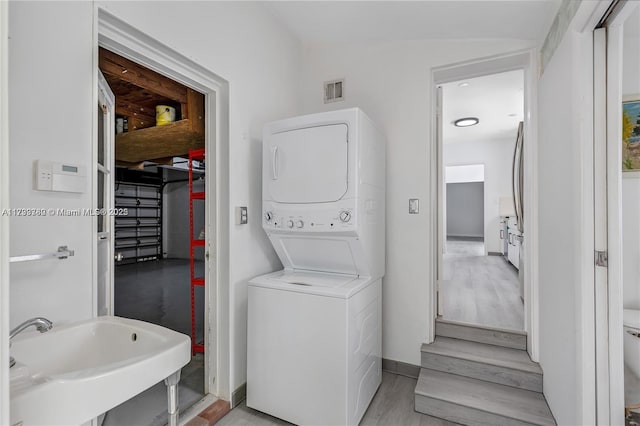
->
97, 71, 114, 316
266, 124, 348, 203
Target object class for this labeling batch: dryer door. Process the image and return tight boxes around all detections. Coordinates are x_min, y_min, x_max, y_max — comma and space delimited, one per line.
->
266, 124, 348, 203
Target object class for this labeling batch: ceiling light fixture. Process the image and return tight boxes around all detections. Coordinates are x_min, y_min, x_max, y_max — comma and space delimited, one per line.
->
458, 82, 470, 88
453, 117, 479, 127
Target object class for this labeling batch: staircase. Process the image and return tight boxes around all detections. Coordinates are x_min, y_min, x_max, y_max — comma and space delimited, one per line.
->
414, 319, 556, 425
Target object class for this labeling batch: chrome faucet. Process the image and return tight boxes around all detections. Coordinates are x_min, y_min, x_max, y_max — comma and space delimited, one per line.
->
9, 317, 53, 367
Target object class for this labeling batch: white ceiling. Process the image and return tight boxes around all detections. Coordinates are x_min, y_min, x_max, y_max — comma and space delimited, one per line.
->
263, 1, 561, 44
442, 69, 524, 145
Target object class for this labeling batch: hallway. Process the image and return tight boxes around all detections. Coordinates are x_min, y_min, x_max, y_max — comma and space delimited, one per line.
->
441, 238, 523, 330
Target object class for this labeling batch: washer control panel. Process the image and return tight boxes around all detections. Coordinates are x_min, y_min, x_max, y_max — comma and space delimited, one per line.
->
263, 206, 355, 232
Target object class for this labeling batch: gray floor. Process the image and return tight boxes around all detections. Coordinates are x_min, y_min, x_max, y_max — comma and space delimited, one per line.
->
445, 237, 485, 257
442, 238, 524, 331
114, 258, 205, 342
217, 372, 457, 426
103, 354, 204, 426
105, 259, 205, 425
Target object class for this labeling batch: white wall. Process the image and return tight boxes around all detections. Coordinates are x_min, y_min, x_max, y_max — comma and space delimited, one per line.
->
445, 164, 485, 183
299, 38, 534, 366
621, 12, 640, 310
538, 20, 597, 424
445, 138, 514, 253
623, 6, 640, 97
9, 1, 95, 326
538, 31, 579, 424
8, 1, 301, 396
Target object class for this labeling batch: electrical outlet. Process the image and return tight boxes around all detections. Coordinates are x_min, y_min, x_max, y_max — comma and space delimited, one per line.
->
236, 206, 248, 225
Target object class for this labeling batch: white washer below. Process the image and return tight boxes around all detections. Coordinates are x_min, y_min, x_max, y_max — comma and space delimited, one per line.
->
247, 269, 382, 426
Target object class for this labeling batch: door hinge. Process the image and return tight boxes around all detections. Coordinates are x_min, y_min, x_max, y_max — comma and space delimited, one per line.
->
102, 104, 108, 114
595, 250, 608, 267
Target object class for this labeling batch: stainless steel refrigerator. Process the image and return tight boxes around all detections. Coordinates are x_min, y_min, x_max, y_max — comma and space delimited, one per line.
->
512, 121, 525, 301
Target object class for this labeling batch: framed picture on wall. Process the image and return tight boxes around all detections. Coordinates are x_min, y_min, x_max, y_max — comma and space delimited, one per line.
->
623, 99, 640, 170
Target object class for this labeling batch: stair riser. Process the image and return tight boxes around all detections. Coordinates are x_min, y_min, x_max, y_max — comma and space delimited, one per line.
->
436, 322, 526, 350
415, 394, 538, 426
421, 353, 542, 392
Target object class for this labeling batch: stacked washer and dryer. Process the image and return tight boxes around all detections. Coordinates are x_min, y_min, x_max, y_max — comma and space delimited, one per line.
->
247, 108, 386, 426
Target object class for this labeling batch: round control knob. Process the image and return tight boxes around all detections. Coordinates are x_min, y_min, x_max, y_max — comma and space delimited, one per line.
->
287, 220, 294, 228
264, 211, 274, 222
339, 211, 351, 222
296, 220, 304, 228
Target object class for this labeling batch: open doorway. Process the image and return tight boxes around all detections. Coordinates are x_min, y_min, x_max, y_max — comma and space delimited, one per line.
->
438, 70, 525, 331
97, 47, 208, 424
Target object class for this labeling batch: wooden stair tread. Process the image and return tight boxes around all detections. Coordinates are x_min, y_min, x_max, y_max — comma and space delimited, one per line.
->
416, 369, 555, 426
422, 337, 541, 375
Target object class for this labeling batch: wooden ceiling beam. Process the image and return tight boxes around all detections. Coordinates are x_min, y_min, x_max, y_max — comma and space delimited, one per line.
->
116, 119, 204, 162
99, 47, 188, 104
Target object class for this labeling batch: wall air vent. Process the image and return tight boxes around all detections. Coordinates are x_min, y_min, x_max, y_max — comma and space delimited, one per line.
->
324, 79, 344, 104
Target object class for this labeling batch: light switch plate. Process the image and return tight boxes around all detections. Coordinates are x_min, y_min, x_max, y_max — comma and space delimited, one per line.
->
409, 199, 419, 214
235, 206, 248, 225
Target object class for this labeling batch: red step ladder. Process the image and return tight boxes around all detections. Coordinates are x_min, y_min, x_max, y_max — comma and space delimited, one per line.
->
189, 148, 205, 354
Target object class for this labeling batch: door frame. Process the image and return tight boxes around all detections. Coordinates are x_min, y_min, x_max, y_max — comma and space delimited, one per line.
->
92, 7, 231, 403
428, 49, 540, 360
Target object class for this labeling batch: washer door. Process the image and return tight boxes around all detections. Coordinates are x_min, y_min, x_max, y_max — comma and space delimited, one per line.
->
266, 124, 348, 203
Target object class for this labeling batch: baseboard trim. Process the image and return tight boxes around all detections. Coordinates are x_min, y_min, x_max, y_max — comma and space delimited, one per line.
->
382, 358, 421, 379
231, 382, 246, 408
487, 251, 502, 256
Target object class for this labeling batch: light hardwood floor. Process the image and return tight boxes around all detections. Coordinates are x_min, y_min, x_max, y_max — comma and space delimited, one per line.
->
442, 238, 523, 331
216, 372, 456, 426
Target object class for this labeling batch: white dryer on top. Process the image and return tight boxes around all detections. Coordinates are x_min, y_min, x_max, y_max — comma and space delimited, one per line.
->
261, 107, 385, 278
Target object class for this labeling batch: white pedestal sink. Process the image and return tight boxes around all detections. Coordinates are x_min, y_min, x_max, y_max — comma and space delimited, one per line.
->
9, 316, 191, 426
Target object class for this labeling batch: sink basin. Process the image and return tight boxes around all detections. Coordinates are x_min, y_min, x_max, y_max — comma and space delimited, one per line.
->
10, 316, 191, 426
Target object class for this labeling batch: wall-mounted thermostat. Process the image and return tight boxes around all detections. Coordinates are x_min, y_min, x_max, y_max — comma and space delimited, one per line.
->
34, 160, 86, 193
